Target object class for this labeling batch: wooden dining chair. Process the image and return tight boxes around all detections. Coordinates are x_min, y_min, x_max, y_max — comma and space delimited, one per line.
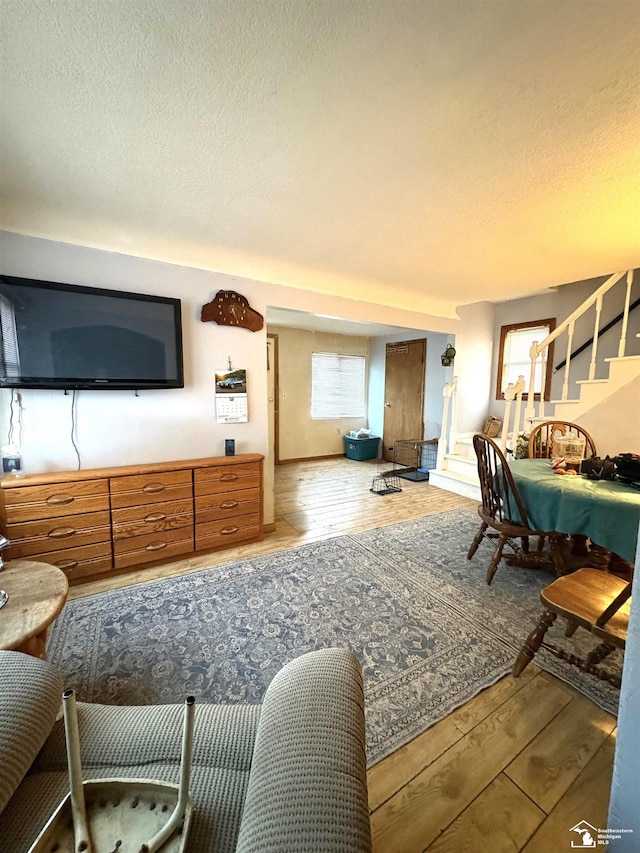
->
467, 433, 548, 585
528, 421, 597, 460
512, 568, 630, 689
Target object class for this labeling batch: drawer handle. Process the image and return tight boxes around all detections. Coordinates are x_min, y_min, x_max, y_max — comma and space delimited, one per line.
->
145, 541, 168, 552
220, 526, 239, 535
55, 559, 79, 570
48, 526, 76, 538
142, 483, 166, 493
220, 500, 238, 509
46, 494, 75, 506
144, 512, 167, 522
220, 473, 238, 482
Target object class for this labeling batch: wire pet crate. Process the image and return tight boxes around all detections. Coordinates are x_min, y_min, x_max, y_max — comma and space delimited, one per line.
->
393, 439, 438, 482
370, 463, 402, 496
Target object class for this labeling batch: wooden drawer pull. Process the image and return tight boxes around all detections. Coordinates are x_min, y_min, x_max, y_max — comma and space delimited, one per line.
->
46, 493, 75, 506
221, 526, 239, 535
220, 473, 238, 482
142, 483, 166, 493
220, 500, 238, 509
48, 526, 76, 538
55, 559, 79, 570
145, 541, 168, 552
144, 512, 167, 522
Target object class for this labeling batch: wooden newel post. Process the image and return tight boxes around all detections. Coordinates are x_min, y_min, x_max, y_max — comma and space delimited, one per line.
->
437, 381, 453, 470
525, 341, 539, 424
501, 383, 515, 452
511, 375, 526, 452
448, 376, 458, 455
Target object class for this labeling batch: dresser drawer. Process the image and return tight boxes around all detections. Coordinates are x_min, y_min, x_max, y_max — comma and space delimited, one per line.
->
194, 463, 261, 496
110, 470, 193, 509
2, 479, 110, 523
113, 530, 194, 570
195, 513, 261, 551
112, 498, 194, 539
34, 541, 114, 582
4, 510, 111, 559
195, 487, 260, 524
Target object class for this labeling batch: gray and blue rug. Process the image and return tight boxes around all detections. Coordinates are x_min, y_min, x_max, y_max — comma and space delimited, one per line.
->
47, 508, 621, 766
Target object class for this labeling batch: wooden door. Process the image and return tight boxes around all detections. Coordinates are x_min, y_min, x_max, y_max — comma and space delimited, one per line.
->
382, 339, 426, 462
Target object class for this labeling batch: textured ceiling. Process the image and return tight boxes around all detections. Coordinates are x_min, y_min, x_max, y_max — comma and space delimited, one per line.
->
1, 0, 639, 317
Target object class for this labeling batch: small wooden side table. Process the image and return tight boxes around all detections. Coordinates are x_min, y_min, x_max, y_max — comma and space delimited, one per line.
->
0, 560, 69, 658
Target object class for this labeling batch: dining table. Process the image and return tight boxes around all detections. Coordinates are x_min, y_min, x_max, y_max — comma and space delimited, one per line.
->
509, 458, 640, 572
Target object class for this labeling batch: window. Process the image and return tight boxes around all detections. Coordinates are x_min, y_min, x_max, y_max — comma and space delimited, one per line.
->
496, 318, 555, 401
311, 352, 366, 418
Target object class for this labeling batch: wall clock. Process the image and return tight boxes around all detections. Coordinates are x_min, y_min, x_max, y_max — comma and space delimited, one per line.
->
201, 290, 264, 332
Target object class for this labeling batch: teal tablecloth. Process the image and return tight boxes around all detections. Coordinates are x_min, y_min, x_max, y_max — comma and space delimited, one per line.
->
509, 458, 640, 563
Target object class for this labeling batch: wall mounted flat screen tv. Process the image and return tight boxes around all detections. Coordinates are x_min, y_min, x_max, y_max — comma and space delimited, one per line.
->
0, 275, 184, 390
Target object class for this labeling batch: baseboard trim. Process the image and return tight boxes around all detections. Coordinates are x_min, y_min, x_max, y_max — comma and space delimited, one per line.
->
263, 522, 276, 533
278, 454, 345, 464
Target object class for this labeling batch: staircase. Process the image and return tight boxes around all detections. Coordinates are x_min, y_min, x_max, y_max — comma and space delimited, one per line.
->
429, 434, 481, 501
430, 270, 639, 501
553, 355, 640, 421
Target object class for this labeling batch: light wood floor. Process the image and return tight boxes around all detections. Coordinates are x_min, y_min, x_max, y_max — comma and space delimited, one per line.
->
69, 457, 616, 852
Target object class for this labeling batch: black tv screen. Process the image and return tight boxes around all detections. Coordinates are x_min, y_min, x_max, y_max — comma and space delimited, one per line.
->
0, 275, 184, 390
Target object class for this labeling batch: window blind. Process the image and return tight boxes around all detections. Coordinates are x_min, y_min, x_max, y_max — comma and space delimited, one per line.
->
311, 352, 366, 418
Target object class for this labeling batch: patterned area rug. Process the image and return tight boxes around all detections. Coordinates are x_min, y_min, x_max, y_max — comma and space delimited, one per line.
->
47, 508, 620, 766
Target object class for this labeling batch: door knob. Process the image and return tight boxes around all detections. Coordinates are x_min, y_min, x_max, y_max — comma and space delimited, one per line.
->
385, 402, 391, 407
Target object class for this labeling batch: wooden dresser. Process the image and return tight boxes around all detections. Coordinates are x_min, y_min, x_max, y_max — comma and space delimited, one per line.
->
0, 454, 263, 584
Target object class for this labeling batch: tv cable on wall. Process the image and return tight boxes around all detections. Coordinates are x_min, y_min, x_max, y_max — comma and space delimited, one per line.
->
1, 389, 23, 474
70, 389, 81, 470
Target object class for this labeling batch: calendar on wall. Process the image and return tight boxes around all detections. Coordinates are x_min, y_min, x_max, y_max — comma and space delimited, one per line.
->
215, 368, 248, 423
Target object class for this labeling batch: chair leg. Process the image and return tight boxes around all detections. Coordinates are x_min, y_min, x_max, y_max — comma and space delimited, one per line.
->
512, 609, 557, 676
486, 533, 508, 585
467, 522, 488, 560
585, 642, 617, 669
564, 619, 578, 638
521, 536, 530, 554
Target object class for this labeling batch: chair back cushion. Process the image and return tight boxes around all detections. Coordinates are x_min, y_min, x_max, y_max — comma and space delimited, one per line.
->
0, 651, 63, 814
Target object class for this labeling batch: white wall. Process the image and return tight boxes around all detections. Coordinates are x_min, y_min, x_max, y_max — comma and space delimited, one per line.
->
576, 376, 640, 457
1, 231, 494, 525
453, 302, 496, 434
0, 237, 269, 467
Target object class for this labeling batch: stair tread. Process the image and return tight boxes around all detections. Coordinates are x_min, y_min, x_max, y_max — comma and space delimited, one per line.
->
431, 468, 479, 484
444, 453, 477, 463
604, 355, 640, 362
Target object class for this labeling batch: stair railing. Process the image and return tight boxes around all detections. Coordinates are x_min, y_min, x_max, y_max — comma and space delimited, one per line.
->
523, 269, 635, 427
436, 376, 458, 470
